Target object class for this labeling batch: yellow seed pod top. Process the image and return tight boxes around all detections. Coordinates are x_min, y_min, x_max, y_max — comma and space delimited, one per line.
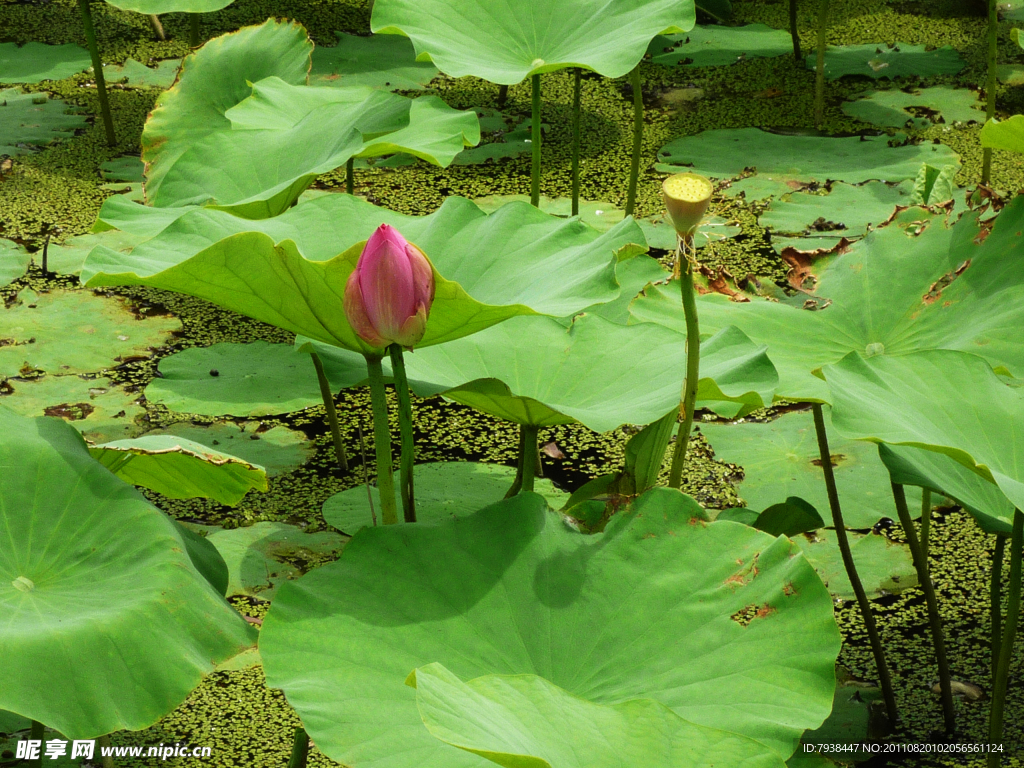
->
662, 172, 713, 236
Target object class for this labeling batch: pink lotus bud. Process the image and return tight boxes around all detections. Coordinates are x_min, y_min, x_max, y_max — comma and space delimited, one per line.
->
344, 224, 435, 350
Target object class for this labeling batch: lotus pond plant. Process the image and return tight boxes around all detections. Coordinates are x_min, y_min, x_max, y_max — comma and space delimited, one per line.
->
7, 1, 1024, 765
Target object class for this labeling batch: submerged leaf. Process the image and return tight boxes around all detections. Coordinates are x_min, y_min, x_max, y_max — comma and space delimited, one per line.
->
0, 42, 90, 84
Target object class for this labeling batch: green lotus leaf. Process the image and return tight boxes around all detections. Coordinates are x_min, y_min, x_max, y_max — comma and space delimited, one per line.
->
0, 42, 90, 84
43, 228, 146, 276
800, 673, 884, 755
701, 409, 923, 529
0, 88, 87, 156
174, 520, 229, 595
0, 407, 256, 738
631, 197, 1024, 401
0, 239, 30, 288
0, 288, 180, 378
100, 156, 145, 183
182, 522, 345, 599
453, 120, 534, 164
89, 435, 267, 505
655, 128, 959, 183
104, 58, 181, 90
824, 350, 1024, 514
1, 375, 144, 443
310, 32, 439, 90
145, 341, 369, 417
580, 255, 669, 325
260, 488, 841, 767
103, 0, 233, 14
142, 21, 479, 217
322, 461, 569, 535
0, 710, 31, 736
909, 163, 958, 206
760, 181, 914, 239
145, 422, 313, 477
997, 63, 1024, 85
807, 44, 964, 80
879, 444, 1015, 536
795, 529, 916, 600
84, 195, 644, 345
648, 23, 792, 68
469, 195, 628, 234
754, 498, 824, 538
723, 177, 799, 202
93, 193, 197, 237
980, 115, 1024, 154
371, 0, 695, 84
336, 315, 776, 431
411, 663, 781, 768
842, 86, 984, 129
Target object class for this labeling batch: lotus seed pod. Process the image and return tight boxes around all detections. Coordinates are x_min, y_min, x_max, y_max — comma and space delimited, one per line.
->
662, 173, 713, 236
344, 224, 436, 350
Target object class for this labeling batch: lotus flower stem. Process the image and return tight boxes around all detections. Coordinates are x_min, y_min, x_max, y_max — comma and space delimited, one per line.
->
667, 235, 700, 489
982, 0, 998, 184
789, 0, 801, 61
811, 403, 899, 724
288, 727, 309, 768
148, 14, 166, 41
364, 355, 398, 525
625, 64, 644, 217
988, 509, 1022, 768
505, 427, 526, 498
920, 488, 931, 560
571, 67, 582, 217
346, 158, 354, 195
189, 13, 201, 47
991, 535, 1005, 682
77, 0, 116, 147
891, 482, 955, 734
497, 83, 509, 109
531, 74, 542, 206
388, 344, 417, 523
521, 424, 540, 492
814, 0, 828, 128
357, 421, 377, 526
310, 351, 349, 473
97, 735, 114, 767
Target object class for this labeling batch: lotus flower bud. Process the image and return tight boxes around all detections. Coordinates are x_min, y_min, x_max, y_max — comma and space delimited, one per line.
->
344, 224, 435, 350
662, 172, 713, 236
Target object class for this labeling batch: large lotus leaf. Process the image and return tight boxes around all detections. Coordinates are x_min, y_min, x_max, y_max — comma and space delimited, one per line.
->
144, 422, 312, 477
701, 409, 922, 529
371, 0, 696, 84
453, 121, 534, 164
980, 115, 1024, 154
581, 255, 669, 325
0, 289, 180, 378
0, 88, 87, 156
0, 407, 256, 737
43, 229, 147, 276
807, 44, 964, 80
104, 0, 233, 11
794, 530, 917, 600
87, 235, 537, 355
310, 32, 439, 90
655, 128, 959, 183
182, 522, 345, 599
368, 315, 777, 431
470, 195, 627, 234
93, 193, 197, 237
1, 376, 144, 443
142, 21, 478, 217
104, 58, 181, 90
637, 213, 741, 251
0, 43, 90, 84
411, 663, 780, 768
260, 488, 841, 767
631, 196, 1024, 401
84, 196, 644, 348
0, 239, 30, 288
879, 444, 1015, 536
145, 341, 369, 417
89, 435, 267, 505
841, 87, 984, 129
648, 24, 792, 68
824, 350, 1024, 514
141, 21, 311, 206
760, 181, 914, 238
322, 461, 569, 535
